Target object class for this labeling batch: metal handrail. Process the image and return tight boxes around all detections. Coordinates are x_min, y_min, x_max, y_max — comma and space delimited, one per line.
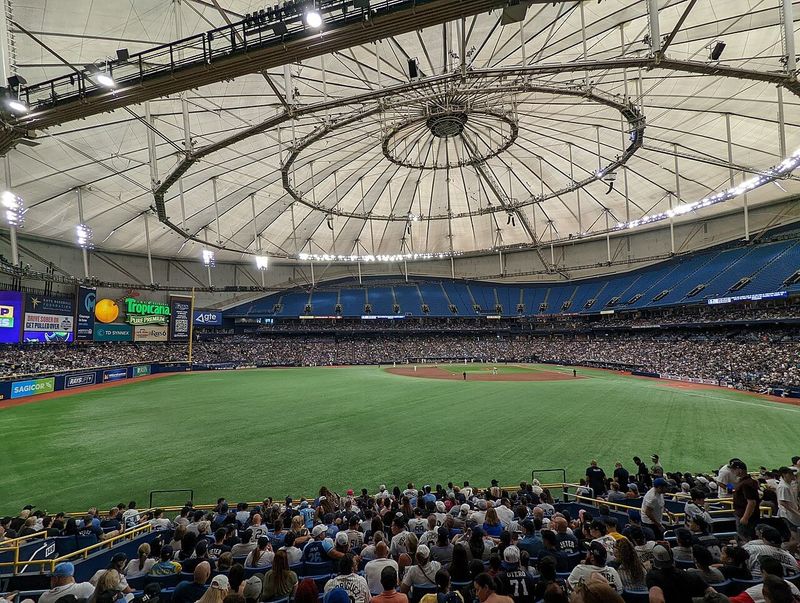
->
0, 524, 153, 575
0, 531, 47, 549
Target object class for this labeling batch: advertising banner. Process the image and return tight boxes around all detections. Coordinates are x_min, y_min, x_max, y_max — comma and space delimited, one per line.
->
124, 298, 170, 325
65, 373, 96, 389
24, 295, 74, 316
0, 291, 23, 344
133, 325, 168, 342
132, 365, 151, 377
93, 323, 133, 342
22, 331, 74, 343
103, 368, 128, 382
170, 296, 192, 341
193, 310, 222, 326
76, 286, 96, 341
23, 313, 74, 332
11, 377, 55, 399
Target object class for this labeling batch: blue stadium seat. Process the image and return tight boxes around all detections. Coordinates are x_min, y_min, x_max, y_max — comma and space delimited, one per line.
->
622, 590, 649, 603
142, 574, 181, 588
303, 562, 334, 577
244, 565, 270, 577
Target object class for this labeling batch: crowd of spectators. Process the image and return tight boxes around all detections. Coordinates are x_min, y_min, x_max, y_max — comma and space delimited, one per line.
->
0, 328, 798, 389
3, 455, 800, 603
230, 303, 800, 334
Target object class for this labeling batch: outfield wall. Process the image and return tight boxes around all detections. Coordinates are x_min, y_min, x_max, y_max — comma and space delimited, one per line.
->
1, 359, 798, 401
0, 362, 192, 401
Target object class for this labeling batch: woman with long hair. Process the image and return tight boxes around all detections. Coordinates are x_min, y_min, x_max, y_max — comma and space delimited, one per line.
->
245, 536, 274, 568
401, 497, 414, 519
63, 518, 79, 536
124, 543, 155, 578
89, 570, 125, 603
715, 545, 752, 580
468, 528, 492, 561
482, 509, 502, 538
289, 515, 311, 545
177, 532, 198, 561
448, 543, 471, 582
611, 538, 646, 591
293, 578, 319, 603
196, 575, 230, 603
228, 564, 246, 595
261, 550, 298, 600
169, 524, 187, 551
217, 552, 233, 573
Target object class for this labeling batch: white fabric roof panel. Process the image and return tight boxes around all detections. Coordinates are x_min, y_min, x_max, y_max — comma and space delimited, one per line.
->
6, 0, 800, 261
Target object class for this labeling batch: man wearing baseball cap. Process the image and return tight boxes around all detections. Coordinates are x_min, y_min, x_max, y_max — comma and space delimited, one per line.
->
730, 459, 760, 542
149, 545, 182, 576
303, 524, 338, 568
38, 562, 95, 603
566, 541, 623, 594
641, 478, 669, 539
644, 543, 710, 602
495, 546, 535, 603
400, 545, 441, 593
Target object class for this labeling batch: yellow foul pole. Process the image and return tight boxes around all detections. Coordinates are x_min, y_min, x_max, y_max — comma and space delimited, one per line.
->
188, 287, 196, 364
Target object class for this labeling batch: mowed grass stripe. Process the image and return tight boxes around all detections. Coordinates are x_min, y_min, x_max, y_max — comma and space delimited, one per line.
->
1, 366, 795, 513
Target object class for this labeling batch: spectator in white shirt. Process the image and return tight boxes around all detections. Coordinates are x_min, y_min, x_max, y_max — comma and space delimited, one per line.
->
364, 542, 398, 595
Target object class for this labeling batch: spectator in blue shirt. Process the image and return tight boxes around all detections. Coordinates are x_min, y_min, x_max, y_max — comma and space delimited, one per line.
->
172, 561, 211, 603
516, 520, 543, 558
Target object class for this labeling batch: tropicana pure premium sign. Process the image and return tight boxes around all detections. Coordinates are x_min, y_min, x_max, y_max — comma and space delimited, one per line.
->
124, 298, 171, 325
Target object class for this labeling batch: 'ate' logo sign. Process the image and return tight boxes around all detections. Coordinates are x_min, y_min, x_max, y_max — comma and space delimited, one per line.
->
125, 298, 171, 325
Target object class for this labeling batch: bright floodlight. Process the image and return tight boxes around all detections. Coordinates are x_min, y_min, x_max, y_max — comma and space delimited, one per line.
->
6, 98, 28, 114
255, 255, 269, 270
202, 249, 216, 267
96, 73, 115, 88
1, 191, 24, 227
305, 10, 322, 28
76, 224, 93, 249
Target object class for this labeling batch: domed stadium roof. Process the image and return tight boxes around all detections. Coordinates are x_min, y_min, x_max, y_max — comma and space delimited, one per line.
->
8, 0, 800, 263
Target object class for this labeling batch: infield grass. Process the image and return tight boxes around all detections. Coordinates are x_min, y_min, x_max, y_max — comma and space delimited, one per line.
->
2, 364, 797, 514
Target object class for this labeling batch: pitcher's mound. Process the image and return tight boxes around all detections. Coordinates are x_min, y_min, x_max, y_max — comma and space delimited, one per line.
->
385, 367, 582, 382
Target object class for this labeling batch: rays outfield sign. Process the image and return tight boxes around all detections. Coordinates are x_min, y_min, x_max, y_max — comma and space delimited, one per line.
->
125, 298, 171, 325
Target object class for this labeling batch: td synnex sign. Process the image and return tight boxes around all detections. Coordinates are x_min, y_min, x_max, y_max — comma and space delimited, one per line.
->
125, 298, 170, 325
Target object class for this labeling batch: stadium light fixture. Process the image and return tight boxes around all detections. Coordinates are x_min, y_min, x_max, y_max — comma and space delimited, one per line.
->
5, 97, 28, 114
304, 9, 322, 28
1, 190, 24, 226
255, 255, 269, 270
95, 73, 116, 88
202, 248, 216, 267
614, 147, 800, 233
76, 223, 93, 249
297, 251, 462, 263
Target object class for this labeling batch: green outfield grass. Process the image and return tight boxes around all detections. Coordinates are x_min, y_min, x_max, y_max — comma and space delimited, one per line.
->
2, 364, 797, 514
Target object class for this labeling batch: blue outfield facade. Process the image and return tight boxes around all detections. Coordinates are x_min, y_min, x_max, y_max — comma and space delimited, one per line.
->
226, 235, 800, 319
0, 363, 191, 401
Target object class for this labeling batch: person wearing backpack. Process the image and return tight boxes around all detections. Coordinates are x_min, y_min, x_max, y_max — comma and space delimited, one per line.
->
420, 570, 463, 603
